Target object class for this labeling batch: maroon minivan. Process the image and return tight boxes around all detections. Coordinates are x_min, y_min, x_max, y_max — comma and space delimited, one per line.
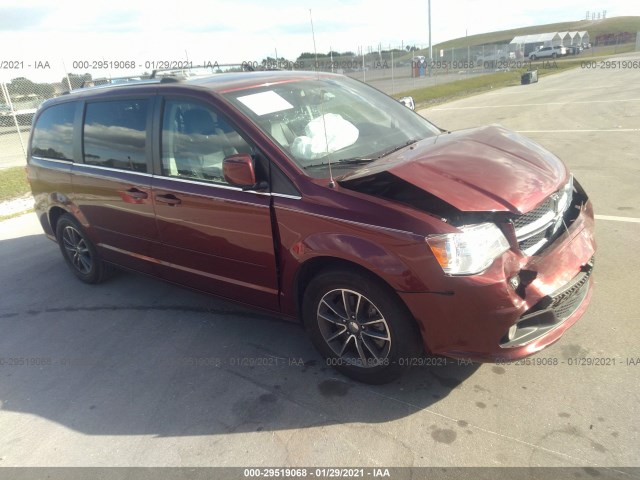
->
27, 71, 596, 383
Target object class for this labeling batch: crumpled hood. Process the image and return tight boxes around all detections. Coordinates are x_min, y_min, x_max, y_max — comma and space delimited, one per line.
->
339, 125, 569, 214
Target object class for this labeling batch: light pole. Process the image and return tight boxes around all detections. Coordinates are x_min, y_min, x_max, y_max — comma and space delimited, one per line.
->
428, 0, 432, 62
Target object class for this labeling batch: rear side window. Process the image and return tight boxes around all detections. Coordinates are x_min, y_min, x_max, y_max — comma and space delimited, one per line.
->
83, 99, 148, 172
31, 102, 76, 161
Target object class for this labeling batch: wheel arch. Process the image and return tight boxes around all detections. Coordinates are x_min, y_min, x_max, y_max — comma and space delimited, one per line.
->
48, 204, 93, 242
298, 257, 425, 382
292, 256, 416, 328
48, 206, 68, 238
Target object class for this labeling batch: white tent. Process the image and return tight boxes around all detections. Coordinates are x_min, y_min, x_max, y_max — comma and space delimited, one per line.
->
577, 31, 590, 45
567, 31, 578, 45
557, 32, 571, 46
510, 32, 562, 55
511, 31, 590, 48
567, 31, 589, 46
510, 32, 562, 47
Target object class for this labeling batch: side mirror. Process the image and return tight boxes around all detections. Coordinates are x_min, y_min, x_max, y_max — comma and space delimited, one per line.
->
399, 96, 415, 110
223, 153, 257, 188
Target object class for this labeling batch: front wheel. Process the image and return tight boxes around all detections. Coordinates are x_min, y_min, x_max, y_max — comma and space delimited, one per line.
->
56, 214, 107, 284
530, 55, 537, 61
303, 269, 422, 384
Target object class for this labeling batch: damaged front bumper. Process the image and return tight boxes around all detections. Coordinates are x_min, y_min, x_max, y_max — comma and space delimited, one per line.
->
399, 200, 596, 363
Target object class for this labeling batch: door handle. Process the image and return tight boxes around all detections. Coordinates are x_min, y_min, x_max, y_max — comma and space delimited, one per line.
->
124, 188, 148, 200
119, 187, 148, 204
155, 194, 182, 206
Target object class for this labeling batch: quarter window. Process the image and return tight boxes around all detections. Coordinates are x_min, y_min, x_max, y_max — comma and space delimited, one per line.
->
31, 102, 76, 161
161, 100, 252, 183
83, 99, 148, 172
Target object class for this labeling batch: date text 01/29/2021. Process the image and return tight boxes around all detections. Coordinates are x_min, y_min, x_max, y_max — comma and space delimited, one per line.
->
243, 468, 391, 477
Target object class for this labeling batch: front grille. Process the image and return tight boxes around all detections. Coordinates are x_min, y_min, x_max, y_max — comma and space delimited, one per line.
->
500, 256, 594, 348
518, 229, 548, 252
513, 178, 574, 256
513, 197, 554, 231
548, 259, 593, 320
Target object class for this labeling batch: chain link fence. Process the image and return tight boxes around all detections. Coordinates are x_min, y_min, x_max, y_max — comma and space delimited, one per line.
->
271, 43, 517, 97
1, 34, 638, 170
1, 74, 95, 169
1, 81, 35, 168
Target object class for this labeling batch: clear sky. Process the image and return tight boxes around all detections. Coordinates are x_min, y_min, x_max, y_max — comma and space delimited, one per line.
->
1, 0, 639, 82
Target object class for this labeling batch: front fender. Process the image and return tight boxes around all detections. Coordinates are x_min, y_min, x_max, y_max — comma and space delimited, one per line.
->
297, 232, 415, 284
278, 226, 438, 317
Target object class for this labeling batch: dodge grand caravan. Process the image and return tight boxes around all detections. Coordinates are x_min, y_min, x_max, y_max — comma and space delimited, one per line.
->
27, 71, 596, 383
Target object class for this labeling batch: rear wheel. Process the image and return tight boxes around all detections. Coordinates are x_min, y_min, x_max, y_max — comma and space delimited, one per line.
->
303, 269, 422, 384
530, 55, 537, 61
56, 214, 107, 284
552, 53, 557, 58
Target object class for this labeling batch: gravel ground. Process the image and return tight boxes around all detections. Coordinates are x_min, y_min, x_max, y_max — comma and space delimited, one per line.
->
0, 194, 34, 217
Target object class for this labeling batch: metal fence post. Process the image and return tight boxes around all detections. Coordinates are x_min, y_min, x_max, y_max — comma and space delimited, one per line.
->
0, 81, 27, 159
391, 50, 395, 95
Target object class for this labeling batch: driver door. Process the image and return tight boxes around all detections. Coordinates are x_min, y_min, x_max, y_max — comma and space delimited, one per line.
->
151, 97, 279, 310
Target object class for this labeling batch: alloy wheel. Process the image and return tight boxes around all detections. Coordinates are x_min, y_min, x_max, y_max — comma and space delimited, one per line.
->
316, 289, 392, 368
61, 226, 93, 275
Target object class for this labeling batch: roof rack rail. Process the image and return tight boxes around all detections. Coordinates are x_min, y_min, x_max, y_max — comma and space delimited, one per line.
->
80, 75, 152, 88
150, 63, 258, 79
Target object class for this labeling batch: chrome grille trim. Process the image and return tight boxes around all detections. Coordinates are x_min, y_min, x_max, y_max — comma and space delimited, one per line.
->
514, 177, 574, 256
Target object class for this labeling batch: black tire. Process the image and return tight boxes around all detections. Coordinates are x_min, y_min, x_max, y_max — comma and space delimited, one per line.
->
530, 55, 537, 61
552, 53, 557, 58
302, 269, 423, 384
56, 214, 107, 284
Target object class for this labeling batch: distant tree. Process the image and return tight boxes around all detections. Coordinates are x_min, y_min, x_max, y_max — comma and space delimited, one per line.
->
63, 73, 92, 89
33, 83, 55, 99
380, 48, 405, 55
259, 56, 292, 69
297, 52, 329, 60
6, 77, 54, 100
7, 77, 36, 96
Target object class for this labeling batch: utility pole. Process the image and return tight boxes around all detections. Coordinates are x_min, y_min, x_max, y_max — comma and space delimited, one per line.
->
467, 29, 470, 67
428, 0, 432, 62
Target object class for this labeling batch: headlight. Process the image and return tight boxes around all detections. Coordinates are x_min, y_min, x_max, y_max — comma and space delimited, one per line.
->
557, 175, 573, 214
552, 175, 574, 235
427, 223, 510, 275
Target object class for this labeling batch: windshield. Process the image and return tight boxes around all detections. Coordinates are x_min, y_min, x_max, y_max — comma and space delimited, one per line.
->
223, 75, 441, 177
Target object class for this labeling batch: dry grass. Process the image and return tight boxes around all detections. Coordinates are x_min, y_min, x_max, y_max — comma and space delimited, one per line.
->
0, 166, 29, 202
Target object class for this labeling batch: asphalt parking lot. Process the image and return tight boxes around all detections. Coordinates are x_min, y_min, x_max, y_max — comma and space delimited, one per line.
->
0, 54, 639, 473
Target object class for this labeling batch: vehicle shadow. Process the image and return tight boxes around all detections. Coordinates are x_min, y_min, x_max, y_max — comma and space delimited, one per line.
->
0, 233, 481, 437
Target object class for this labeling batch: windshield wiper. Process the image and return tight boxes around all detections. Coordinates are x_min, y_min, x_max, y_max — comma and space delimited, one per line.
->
303, 157, 374, 169
302, 140, 419, 169
338, 157, 375, 164
372, 139, 420, 159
